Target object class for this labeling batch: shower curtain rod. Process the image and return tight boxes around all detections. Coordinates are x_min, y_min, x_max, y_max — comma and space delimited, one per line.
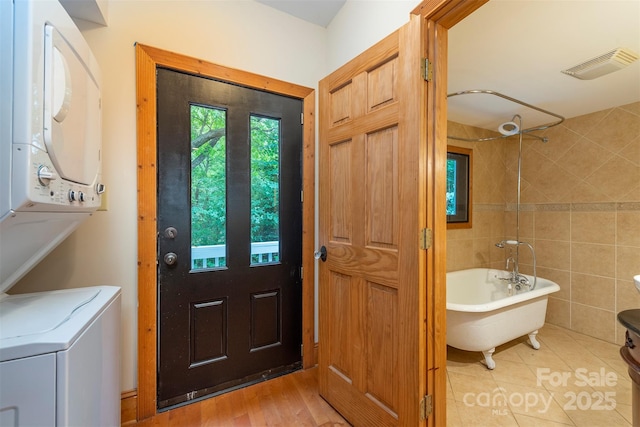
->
447, 89, 565, 143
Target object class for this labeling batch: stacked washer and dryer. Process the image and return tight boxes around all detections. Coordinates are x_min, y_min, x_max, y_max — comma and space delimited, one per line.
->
0, 1, 120, 426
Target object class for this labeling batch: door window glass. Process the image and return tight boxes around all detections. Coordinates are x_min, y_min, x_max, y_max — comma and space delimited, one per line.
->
250, 115, 280, 265
191, 105, 227, 269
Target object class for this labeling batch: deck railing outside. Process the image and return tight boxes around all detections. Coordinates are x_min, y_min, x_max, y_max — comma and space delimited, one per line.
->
191, 241, 279, 268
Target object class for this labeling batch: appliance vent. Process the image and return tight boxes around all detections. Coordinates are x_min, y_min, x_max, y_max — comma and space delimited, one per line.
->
561, 47, 639, 80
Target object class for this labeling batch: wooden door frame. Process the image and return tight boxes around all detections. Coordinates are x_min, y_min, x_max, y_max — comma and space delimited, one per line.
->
135, 44, 315, 421
410, 1, 489, 426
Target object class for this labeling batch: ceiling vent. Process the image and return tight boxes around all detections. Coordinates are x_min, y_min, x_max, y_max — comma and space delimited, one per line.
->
561, 47, 639, 80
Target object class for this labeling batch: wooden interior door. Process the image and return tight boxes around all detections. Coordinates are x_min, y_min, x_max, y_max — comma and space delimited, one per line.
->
318, 15, 427, 426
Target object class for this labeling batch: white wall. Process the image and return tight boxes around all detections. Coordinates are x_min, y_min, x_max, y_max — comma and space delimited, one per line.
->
326, 0, 419, 73
11, 0, 419, 393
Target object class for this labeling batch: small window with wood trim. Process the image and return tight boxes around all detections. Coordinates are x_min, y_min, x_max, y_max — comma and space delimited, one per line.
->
446, 145, 472, 229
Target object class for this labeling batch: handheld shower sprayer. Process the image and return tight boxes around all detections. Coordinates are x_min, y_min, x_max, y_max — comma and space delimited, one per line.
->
495, 240, 519, 248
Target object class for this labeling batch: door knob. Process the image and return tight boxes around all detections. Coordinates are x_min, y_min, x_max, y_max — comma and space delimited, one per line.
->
164, 252, 178, 266
314, 246, 327, 262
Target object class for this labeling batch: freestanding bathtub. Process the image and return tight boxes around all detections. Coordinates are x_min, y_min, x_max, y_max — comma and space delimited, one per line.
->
446, 268, 560, 369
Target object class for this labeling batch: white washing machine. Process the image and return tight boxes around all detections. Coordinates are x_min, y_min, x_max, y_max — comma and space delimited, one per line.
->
0, 286, 121, 426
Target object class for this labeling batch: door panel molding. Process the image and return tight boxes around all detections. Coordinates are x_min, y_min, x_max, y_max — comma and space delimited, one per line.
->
135, 44, 315, 421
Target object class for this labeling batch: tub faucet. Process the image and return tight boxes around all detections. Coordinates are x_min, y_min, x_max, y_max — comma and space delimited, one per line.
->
496, 239, 538, 290
506, 256, 520, 281
505, 256, 515, 272
505, 256, 530, 289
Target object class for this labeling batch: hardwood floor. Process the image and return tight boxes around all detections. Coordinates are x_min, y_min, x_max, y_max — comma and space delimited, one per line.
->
134, 367, 349, 426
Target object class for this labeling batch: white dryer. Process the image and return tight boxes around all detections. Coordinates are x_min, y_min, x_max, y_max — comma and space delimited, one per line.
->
0, 0, 104, 291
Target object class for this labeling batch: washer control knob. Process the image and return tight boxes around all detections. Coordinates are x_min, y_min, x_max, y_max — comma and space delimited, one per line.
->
69, 190, 76, 202
78, 192, 85, 202
37, 165, 58, 186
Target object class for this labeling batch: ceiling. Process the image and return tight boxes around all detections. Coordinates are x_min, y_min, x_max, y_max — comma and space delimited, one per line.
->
447, 1, 640, 132
256, 0, 346, 27
259, 0, 640, 133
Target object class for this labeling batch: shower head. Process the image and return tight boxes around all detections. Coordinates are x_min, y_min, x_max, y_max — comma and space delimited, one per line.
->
498, 121, 520, 136
498, 114, 522, 136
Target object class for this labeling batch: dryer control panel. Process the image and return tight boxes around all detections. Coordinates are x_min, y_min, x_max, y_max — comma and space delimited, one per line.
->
12, 145, 103, 212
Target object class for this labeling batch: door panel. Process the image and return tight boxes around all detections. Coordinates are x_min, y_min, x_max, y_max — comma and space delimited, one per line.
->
157, 68, 302, 409
319, 15, 425, 426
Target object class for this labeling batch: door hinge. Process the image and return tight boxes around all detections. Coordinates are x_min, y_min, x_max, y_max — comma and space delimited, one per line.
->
419, 228, 432, 250
301, 190, 304, 203
301, 344, 304, 356
420, 394, 432, 421
301, 113, 304, 125
421, 58, 433, 82
300, 266, 303, 280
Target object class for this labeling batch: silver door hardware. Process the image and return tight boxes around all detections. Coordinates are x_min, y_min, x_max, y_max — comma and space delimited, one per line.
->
164, 252, 177, 266
164, 227, 178, 239
314, 246, 327, 262
422, 58, 433, 82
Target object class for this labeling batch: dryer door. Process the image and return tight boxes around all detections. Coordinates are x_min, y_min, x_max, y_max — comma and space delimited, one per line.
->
43, 24, 101, 186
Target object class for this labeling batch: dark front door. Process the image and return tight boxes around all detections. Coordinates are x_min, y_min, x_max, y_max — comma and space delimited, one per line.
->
156, 68, 303, 409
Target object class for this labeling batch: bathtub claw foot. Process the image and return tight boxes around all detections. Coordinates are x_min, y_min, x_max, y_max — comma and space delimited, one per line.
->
482, 348, 496, 370
528, 330, 540, 350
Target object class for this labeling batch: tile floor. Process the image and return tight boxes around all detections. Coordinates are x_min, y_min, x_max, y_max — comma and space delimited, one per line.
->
446, 324, 634, 426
